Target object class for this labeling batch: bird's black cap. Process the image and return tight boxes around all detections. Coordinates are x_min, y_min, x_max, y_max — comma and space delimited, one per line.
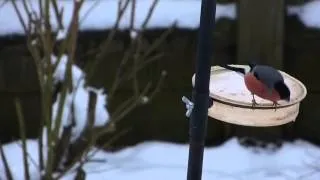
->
248, 61, 257, 71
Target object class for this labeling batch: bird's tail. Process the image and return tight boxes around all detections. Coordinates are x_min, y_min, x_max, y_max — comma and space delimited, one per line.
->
220, 64, 246, 75
274, 81, 290, 101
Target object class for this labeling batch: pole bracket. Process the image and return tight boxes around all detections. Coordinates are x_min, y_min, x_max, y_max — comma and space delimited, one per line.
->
182, 96, 194, 118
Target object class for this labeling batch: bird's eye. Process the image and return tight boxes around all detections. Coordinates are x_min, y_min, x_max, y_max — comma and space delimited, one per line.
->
253, 72, 260, 80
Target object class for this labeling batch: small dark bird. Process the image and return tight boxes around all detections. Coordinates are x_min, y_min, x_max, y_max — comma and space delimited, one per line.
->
221, 62, 291, 110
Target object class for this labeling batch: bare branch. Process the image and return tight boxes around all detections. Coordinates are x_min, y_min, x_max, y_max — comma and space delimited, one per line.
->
10, 0, 28, 34
86, 0, 131, 81
14, 98, 31, 180
141, 0, 159, 29
0, 143, 13, 180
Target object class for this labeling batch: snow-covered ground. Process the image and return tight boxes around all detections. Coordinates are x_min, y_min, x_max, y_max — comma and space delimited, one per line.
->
288, 0, 320, 29
1, 138, 320, 180
0, 0, 320, 36
0, 0, 236, 36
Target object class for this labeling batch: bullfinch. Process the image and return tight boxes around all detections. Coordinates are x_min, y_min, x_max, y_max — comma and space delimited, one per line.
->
221, 62, 290, 110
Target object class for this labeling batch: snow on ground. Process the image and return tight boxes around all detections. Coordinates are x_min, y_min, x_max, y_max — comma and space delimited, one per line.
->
0, 0, 320, 36
0, 140, 43, 180
1, 138, 320, 180
287, 0, 320, 29
0, 0, 236, 36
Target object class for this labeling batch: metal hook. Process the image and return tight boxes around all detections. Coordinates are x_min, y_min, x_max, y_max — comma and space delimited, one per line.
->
182, 96, 194, 118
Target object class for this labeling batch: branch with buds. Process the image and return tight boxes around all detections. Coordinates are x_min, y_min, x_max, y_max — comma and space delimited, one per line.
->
1, 0, 174, 179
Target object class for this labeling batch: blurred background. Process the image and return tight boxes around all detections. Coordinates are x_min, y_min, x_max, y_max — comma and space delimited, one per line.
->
0, 0, 319, 151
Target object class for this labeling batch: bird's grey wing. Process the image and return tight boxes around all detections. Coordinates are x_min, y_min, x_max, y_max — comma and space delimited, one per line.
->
253, 66, 284, 90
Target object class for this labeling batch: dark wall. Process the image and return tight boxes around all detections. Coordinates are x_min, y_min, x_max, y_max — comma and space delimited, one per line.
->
0, 15, 319, 149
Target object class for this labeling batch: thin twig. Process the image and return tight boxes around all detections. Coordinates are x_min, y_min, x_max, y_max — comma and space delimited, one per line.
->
109, 23, 175, 99
108, 46, 135, 98
51, 0, 64, 30
14, 142, 40, 172
141, 0, 159, 29
146, 70, 167, 102
0, 0, 9, 9
14, 98, 30, 180
55, 128, 130, 180
86, 0, 131, 82
10, 0, 29, 34
130, 0, 139, 96
0, 143, 13, 180
87, 128, 130, 160
108, 82, 152, 126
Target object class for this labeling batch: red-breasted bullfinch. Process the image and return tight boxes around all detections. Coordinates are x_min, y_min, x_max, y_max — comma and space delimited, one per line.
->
221, 62, 290, 110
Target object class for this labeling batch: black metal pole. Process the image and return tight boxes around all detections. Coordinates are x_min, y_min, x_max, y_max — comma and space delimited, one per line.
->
186, 0, 216, 180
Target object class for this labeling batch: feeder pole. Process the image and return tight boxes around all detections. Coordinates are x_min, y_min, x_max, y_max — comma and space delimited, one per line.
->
186, 0, 216, 180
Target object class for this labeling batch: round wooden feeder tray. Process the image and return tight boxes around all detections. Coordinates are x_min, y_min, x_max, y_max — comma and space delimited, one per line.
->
191, 65, 307, 127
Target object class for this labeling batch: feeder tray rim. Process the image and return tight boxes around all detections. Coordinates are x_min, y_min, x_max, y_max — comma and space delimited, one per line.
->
192, 65, 307, 109
190, 65, 308, 127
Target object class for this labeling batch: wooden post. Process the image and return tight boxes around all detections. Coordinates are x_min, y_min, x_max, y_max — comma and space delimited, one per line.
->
237, 0, 285, 69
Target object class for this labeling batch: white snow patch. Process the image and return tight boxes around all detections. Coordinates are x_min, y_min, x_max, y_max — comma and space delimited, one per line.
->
0, 0, 236, 36
56, 29, 68, 41
287, 0, 320, 29
2, 138, 320, 180
1, 0, 320, 37
51, 55, 85, 88
42, 55, 109, 144
57, 138, 320, 180
0, 140, 43, 180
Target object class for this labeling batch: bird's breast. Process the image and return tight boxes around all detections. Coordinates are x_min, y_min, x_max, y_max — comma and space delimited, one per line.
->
244, 73, 281, 102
